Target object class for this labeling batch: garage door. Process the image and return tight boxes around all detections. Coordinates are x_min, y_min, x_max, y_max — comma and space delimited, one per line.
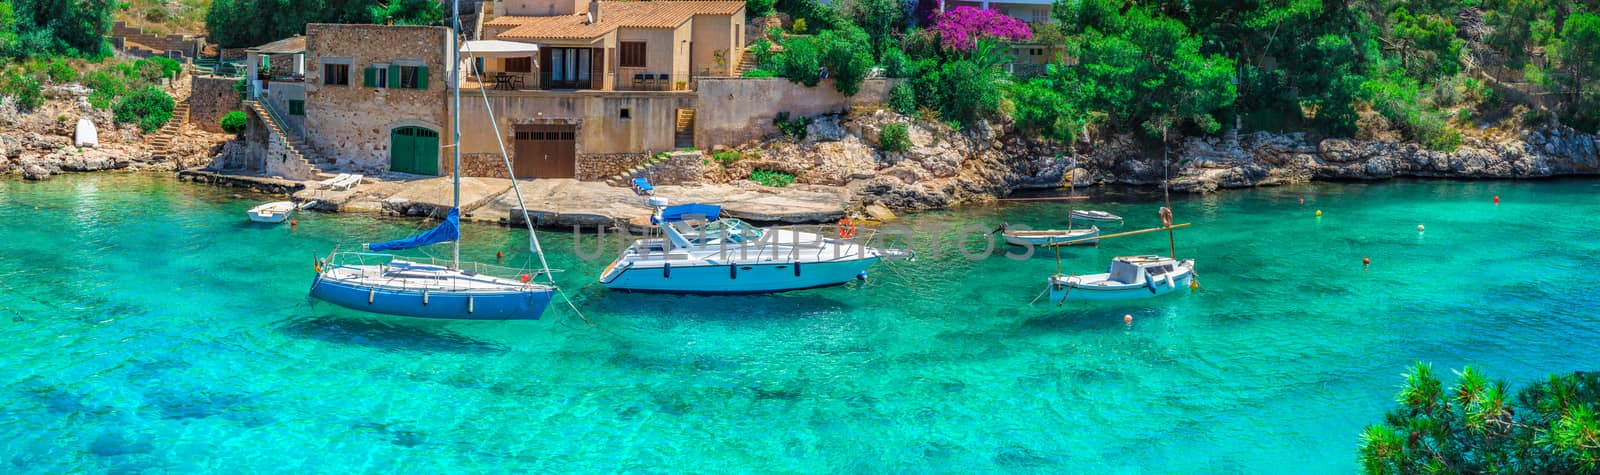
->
390, 126, 439, 175
513, 124, 576, 179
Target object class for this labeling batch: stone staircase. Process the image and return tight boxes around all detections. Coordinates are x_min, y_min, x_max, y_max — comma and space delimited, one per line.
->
147, 101, 190, 160
246, 100, 323, 177
110, 21, 198, 59
735, 48, 759, 76
606, 153, 673, 187
674, 108, 696, 149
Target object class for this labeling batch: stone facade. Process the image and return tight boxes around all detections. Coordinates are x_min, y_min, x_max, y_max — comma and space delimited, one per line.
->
302, 24, 451, 174
456, 90, 696, 156
241, 106, 317, 180
189, 76, 243, 133
263, 81, 307, 137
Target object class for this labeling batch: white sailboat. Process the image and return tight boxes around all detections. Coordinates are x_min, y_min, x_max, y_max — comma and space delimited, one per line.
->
598, 198, 911, 293
308, 1, 556, 320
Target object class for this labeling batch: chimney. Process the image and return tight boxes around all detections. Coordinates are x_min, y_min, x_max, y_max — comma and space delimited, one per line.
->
588, 0, 601, 23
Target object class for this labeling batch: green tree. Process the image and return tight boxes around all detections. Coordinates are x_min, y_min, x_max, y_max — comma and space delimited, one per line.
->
7, 0, 115, 58
1387, 7, 1463, 81
839, 0, 904, 56
1554, 13, 1600, 130
1359, 364, 1600, 473
114, 86, 175, 133
776, 36, 821, 87
818, 26, 873, 96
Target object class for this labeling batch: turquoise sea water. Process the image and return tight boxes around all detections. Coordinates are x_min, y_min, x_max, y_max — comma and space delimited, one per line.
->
2, 174, 1598, 473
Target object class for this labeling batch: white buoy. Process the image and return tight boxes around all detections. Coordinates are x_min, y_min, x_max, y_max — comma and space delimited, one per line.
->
74, 119, 98, 147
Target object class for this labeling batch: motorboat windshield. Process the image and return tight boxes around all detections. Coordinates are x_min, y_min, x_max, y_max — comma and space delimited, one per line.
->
667, 218, 765, 246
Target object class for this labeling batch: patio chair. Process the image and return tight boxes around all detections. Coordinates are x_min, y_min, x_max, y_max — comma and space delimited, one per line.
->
631, 177, 654, 196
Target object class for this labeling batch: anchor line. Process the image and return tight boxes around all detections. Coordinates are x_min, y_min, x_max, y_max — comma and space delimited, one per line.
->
555, 285, 621, 338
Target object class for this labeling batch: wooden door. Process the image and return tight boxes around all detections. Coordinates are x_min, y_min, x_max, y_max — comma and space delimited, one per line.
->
390, 126, 439, 175
512, 125, 576, 178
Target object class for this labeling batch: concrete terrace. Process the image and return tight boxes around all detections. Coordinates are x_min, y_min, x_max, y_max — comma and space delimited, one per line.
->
182, 169, 850, 228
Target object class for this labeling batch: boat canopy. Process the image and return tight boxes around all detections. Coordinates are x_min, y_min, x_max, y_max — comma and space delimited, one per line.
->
653, 203, 721, 224
369, 208, 460, 252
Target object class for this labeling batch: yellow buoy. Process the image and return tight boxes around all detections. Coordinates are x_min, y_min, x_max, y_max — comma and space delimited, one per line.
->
1315, 210, 1323, 217
1189, 279, 1199, 291
1417, 224, 1425, 231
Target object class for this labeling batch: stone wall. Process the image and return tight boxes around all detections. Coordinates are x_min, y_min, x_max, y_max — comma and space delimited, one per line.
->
190, 76, 242, 133
452, 152, 511, 178
577, 153, 650, 181
240, 104, 316, 180
302, 24, 450, 174
650, 151, 706, 185
694, 77, 900, 149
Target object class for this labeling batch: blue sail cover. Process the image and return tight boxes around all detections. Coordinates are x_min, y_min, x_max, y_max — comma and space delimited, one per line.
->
369, 208, 460, 252
653, 203, 721, 224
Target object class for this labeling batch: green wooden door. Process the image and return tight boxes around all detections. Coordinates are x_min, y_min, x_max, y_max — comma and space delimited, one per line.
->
389, 127, 439, 175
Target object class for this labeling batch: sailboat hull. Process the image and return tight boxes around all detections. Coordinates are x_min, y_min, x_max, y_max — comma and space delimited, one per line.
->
309, 272, 553, 320
600, 257, 879, 294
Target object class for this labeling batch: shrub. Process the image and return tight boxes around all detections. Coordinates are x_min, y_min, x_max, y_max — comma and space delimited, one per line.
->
747, 0, 774, 16
84, 70, 129, 110
233, 77, 248, 100
793, 18, 808, 33
880, 47, 910, 78
888, 81, 916, 115
147, 56, 182, 79
2, 73, 43, 111
711, 150, 742, 165
114, 86, 175, 133
776, 36, 822, 87
750, 168, 795, 187
773, 111, 811, 140
1358, 364, 1600, 474
220, 110, 247, 135
879, 122, 910, 152
46, 59, 78, 83
818, 27, 873, 96
742, 69, 777, 78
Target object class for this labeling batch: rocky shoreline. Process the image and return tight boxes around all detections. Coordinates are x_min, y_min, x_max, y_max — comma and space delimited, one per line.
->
5, 87, 1597, 222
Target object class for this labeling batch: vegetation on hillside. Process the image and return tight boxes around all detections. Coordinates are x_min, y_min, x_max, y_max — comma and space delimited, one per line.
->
205, 0, 444, 48
753, 0, 1600, 149
0, 0, 116, 59
1359, 363, 1600, 473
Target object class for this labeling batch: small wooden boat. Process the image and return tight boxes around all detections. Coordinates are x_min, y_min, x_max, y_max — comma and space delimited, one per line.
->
247, 201, 295, 223
1048, 255, 1195, 302
1002, 225, 1099, 247
1070, 209, 1122, 223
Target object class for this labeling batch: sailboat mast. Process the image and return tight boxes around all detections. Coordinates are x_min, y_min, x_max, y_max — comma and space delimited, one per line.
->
450, 0, 462, 270
1163, 127, 1175, 259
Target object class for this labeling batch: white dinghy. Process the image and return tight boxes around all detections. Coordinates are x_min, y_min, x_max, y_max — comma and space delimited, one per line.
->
247, 201, 295, 223
999, 224, 1099, 247
1070, 209, 1122, 223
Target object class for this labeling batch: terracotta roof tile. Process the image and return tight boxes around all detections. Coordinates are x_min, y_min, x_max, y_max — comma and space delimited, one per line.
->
493, 1, 743, 40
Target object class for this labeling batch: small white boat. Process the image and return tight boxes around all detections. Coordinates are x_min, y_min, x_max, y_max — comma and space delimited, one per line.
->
1048, 255, 1195, 302
1001, 225, 1099, 247
1071, 209, 1122, 223
247, 201, 295, 223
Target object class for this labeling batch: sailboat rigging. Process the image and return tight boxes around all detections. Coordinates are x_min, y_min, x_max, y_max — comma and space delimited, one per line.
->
307, 0, 556, 320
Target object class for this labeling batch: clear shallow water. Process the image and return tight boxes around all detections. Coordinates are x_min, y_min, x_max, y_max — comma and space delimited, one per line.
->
2, 174, 1597, 473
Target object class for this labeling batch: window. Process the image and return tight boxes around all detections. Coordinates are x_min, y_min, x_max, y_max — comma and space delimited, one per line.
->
620, 42, 646, 68
505, 57, 532, 73
288, 100, 305, 115
398, 65, 421, 89
619, 108, 630, 120
371, 64, 388, 87
323, 63, 350, 86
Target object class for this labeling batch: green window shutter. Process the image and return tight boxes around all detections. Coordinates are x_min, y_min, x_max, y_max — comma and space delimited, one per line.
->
362, 66, 376, 87
289, 100, 304, 115
416, 66, 428, 90
388, 65, 400, 90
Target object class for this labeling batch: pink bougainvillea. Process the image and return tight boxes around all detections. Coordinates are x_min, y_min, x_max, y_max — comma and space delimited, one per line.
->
930, 7, 1033, 51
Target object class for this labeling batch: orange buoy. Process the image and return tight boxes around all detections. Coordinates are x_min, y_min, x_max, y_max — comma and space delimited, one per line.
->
520, 274, 531, 283
1298, 197, 1305, 204
497, 250, 504, 260
290, 220, 297, 227
1363, 257, 1371, 267
1124, 314, 1133, 324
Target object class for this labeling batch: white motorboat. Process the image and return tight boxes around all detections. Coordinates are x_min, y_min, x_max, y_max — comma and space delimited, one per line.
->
1048, 255, 1195, 302
1070, 209, 1122, 223
1001, 225, 1099, 247
247, 201, 295, 223
599, 199, 910, 293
